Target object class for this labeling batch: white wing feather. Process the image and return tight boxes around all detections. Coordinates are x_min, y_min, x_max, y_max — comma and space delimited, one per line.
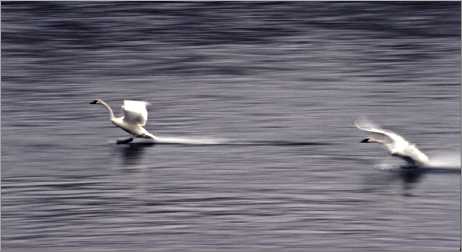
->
354, 117, 405, 145
121, 100, 150, 126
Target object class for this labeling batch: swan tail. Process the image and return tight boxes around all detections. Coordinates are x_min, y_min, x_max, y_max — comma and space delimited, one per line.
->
144, 132, 157, 141
406, 144, 430, 166
393, 145, 430, 167
137, 129, 157, 141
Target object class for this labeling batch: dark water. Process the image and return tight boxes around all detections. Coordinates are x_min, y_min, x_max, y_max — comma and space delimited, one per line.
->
2, 2, 461, 251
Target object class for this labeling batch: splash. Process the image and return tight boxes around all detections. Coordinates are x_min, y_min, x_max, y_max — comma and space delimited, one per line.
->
426, 151, 461, 169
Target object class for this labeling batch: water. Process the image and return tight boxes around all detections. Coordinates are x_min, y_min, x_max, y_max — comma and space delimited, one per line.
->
2, 2, 460, 251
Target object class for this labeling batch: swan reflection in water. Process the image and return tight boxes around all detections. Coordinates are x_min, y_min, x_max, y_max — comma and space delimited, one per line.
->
117, 142, 155, 166
361, 162, 460, 196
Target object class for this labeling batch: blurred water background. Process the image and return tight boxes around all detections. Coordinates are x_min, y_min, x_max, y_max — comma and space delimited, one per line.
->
1, 2, 460, 251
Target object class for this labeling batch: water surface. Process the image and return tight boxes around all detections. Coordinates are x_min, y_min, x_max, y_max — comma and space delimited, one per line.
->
2, 2, 460, 251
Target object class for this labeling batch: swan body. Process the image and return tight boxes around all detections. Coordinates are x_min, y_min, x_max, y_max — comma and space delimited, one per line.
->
355, 117, 429, 166
91, 99, 157, 142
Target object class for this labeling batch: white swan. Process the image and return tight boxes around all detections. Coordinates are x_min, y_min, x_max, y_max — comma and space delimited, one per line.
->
90, 99, 157, 144
355, 117, 430, 167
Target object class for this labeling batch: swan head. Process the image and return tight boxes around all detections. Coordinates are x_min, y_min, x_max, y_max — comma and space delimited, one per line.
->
90, 99, 101, 104
360, 138, 382, 143
360, 138, 371, 143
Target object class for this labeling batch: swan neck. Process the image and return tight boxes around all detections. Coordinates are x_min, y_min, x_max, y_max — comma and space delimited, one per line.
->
99, 100, 115, 119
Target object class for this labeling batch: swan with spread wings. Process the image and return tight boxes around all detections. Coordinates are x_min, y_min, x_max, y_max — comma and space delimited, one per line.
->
90, 99, 156, 144
355, 117, 430, 167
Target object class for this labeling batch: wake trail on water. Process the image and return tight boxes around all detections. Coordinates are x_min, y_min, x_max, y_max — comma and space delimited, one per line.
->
425, 151, 461, 170
117, 136, 329, 146
154, 136, 228, 145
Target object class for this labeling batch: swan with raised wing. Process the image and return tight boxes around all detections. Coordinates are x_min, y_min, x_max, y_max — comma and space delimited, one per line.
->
90, 99, 157, 144
355, 117, 430, 167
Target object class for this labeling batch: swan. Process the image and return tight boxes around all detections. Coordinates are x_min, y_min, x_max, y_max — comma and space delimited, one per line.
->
90, 99, 157, 144
355, 117, 430, 167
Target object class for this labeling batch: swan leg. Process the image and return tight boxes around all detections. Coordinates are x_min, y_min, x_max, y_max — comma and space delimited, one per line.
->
116, 137, 134, 144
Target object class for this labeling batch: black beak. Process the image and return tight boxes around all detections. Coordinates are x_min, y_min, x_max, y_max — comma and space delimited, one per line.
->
360, 138, 369, 143
90, 100, 98, 104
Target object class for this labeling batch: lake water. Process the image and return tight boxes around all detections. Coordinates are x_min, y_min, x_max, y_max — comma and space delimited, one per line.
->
2, 2, 460, 251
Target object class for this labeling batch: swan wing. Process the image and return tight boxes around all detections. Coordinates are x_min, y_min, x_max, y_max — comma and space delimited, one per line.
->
121, 100, 150, 126
354, 117, 402, 144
